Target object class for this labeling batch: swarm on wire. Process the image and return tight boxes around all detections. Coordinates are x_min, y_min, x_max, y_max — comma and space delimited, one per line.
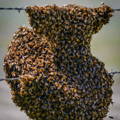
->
4, 4, 114, 120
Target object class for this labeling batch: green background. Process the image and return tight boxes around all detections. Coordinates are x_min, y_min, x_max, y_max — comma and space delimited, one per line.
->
0, 0, 120, 120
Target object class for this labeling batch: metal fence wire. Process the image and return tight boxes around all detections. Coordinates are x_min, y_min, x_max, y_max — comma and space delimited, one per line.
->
0, 7, 120, 12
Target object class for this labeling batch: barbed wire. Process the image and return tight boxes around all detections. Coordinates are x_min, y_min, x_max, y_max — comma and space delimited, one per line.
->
0, 71, 120, 82
0, 77, 20, 81
0, 7, 25, 13
114, 8, 120, 11
109, 71, 120, 76
0, 7, 120, 12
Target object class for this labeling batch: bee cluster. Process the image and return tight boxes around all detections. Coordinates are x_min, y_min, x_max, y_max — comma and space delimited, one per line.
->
4, 4, 114, 120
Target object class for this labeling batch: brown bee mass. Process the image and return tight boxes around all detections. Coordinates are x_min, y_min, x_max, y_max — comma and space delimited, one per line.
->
4, 4, 114, 120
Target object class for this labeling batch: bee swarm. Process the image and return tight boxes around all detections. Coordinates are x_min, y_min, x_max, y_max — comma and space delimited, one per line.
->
4, 4, 114, 120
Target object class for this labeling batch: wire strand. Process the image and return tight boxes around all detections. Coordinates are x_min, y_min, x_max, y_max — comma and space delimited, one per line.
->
0, 71, 120, 82
0, 7, 120, 12
0, 77, 20, 82
0, 7, 25, 13
110, 71, 120, 76
113, 8, 120, 11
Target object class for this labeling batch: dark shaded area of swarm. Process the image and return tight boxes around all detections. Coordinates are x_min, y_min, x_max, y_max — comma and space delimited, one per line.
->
4, 4, 114, 120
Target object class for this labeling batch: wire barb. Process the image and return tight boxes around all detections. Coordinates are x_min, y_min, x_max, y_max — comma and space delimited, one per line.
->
113, 8, 120, 11
109, 71, 120, 76
0, 77, 19, 82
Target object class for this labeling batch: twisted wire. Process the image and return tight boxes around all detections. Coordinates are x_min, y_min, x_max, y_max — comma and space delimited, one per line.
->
0, 77, 19, 81
0, 7, 25, 13
0, 71, 120, 82
0, 7, 120, 12
110, 71, 120, 76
